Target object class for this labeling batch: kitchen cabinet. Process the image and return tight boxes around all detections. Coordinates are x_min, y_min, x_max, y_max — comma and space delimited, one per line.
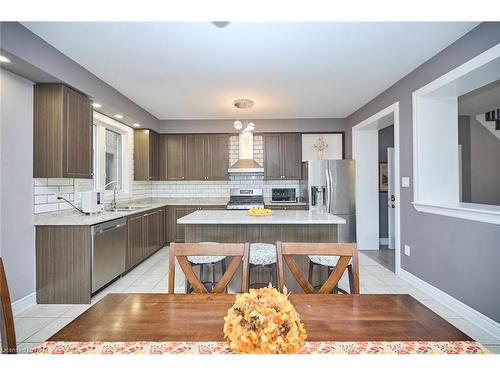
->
144, 209, 162, 256
161, 135, 186, 180
127, 214, 145, 268
134, 129, 159, 180
206, 134, 229, 180
34, 84, 93, 178
166, 205, 227, 243
160, 134, 228, 181
263, 133, 302, 180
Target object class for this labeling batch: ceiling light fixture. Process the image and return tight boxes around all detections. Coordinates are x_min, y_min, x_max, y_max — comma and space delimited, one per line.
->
92, 102, 102, 108
233, 99, 256, 134
114, 114, 123, 119
0, 55, 11, 63
132, 123, 141, 128
212, 21, 230, 28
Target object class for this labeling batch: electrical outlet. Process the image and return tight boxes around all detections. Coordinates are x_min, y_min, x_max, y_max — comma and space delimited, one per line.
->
402, 177, 410, 187
404, 245, 411, 256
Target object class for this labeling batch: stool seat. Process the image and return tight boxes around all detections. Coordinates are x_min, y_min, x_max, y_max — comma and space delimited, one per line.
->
250, 243, 276, 266
309, 255, 341, 267
187, 242, 226, 264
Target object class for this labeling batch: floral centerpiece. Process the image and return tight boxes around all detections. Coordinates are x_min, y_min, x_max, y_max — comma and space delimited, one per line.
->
223, 286, 307, 354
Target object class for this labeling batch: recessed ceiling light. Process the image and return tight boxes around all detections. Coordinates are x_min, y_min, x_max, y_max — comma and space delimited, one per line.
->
92, 102, 102, 108
114, 114, 123, 119
0, 55, 11, 63
132, 123, 141, 128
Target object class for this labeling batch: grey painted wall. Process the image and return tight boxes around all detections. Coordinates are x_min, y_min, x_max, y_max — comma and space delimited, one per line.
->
458, 116, 472, 202
378, 125, 394, 239
161, 118, 347, 134
0, 69, 35, 301
347, 22, 500, 322
0, 22, 160, 132
470, 117, 500, 205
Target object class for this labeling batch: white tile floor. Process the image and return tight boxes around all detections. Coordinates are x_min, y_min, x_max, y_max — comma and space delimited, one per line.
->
11, 246, 500, 354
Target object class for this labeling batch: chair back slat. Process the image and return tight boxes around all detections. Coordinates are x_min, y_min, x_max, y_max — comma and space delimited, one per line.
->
0, 258, 16, 354
169, 243, 250, 294
276, 242, 359, 294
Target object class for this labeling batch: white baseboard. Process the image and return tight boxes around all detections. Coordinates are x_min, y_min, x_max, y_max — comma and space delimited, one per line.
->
11, 292, 36, 316
379, 238, 389, 245
399, 268, 500, 340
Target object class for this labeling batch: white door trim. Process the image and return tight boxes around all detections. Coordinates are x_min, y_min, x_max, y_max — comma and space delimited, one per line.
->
352, 102, 401, 275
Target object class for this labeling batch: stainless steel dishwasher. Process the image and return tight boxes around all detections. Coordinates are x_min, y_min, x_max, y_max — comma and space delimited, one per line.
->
91, 218, 127, 293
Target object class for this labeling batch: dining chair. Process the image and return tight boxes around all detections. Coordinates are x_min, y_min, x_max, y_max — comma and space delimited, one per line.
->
0, 258, 16, 354
248, 243, 277, 288
169, 242, 250, 294
185, 242, 227, 293
276, 242, 359, 294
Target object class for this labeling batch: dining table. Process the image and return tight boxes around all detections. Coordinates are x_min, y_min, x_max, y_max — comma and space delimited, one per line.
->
32, 293, 490, 354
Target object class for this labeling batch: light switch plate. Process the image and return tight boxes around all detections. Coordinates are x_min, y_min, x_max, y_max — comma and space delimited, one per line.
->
404, 245, 411, 256
402, 177, 410, 187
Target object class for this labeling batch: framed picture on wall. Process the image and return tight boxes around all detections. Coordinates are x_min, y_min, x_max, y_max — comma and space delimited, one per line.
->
379, 162, 388, 192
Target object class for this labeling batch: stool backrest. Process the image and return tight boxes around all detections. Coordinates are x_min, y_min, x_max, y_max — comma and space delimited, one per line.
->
276, 242, 359, 294
169, 243, 250, 294
0, 258, 16, 354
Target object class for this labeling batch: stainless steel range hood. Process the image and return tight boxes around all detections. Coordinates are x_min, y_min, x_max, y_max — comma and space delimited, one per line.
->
228, 133, 264, 173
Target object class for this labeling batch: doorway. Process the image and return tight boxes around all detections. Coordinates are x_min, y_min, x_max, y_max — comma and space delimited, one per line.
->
352, 102, 401, 275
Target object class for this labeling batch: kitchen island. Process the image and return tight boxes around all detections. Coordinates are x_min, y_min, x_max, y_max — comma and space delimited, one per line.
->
178, 210, 346, 243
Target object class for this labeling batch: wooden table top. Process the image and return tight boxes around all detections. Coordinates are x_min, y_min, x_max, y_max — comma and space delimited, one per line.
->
50, 293, 470, 342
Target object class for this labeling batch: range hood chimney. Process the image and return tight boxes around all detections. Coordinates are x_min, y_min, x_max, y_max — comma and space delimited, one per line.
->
228, 133, 264, 173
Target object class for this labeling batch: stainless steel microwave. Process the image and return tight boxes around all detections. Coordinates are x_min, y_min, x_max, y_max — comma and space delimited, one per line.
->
271, 188, 297, 203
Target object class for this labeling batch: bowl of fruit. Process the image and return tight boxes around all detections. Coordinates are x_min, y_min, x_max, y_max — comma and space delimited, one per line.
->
247, 208, 273, 216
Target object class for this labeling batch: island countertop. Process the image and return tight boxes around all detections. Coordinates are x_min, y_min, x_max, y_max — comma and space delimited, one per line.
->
177, 210, 346, 225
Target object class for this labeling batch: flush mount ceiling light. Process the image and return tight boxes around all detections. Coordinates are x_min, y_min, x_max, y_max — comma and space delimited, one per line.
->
212, 21, 230, 28
0, 55, 11, 63
92, 102, 102, 108
132, 123, 141, 128
233, 99, 254, 109
114, 114, 123, 119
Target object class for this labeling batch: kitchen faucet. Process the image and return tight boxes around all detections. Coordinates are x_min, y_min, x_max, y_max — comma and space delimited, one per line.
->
103, 180, 119, 209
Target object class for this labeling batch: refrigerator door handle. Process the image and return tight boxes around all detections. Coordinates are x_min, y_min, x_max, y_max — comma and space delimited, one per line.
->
325, 169, 331, 213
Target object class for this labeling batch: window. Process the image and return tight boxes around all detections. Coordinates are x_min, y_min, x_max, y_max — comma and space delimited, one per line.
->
412, 44, 500, 225
87, 112, 132, 195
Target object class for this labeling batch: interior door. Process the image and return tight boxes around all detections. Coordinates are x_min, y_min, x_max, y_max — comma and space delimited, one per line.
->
387, 147, 395, 249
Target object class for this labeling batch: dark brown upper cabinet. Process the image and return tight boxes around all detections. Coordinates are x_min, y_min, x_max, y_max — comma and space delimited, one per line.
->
160, 134, 186, 180
263, 133, 302, 180
160, 134, 228, 181
33, 84, 93, 178
134, 129, 159, 181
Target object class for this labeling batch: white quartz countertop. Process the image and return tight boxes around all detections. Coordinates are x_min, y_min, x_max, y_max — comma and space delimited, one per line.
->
33, 198, 228, 226
177, 210, 346, 225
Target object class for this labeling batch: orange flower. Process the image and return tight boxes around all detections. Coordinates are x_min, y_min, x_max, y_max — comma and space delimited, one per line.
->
223, 286, 307, 354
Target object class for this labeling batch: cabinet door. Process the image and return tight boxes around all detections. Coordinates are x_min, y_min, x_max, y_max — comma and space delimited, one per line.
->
174, 207, 197, 242
63, 87, 93, 178
184, 135, 206, 180
148, 131, 159, 180
206, 134, 229, 180
281, 134, 302, 179
127, 215, 144, 268
144, 210, 162, 256
263, 134, 282, 180
166, 135, 186, 180
160, 207, 167, 245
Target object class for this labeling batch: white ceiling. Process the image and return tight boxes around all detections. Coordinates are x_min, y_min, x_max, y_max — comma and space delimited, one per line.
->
23, 22, 479, 120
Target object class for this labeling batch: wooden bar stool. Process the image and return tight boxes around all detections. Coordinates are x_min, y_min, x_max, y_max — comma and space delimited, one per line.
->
276, 242, 359, 294
248, 243, 277, 288
0, 258, 16, 354
169, 242, 250, 294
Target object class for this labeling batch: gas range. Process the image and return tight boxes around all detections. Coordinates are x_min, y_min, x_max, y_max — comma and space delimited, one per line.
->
226, 188, 265, 210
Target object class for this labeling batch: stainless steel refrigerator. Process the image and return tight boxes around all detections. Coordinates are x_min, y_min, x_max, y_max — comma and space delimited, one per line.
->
301, 159, 356, 243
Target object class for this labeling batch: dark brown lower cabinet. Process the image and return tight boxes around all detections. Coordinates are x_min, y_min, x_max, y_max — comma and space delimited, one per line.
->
144, 209, 162, 256
127, 214, 145, 269
166, 205, 227, 243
